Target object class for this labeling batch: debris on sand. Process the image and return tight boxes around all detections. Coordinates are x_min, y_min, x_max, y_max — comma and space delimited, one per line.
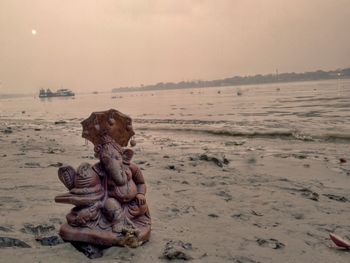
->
2, 127, 13, 134
0, 226, 13, 233
54, 120, 67, 125
48, 162, 63, 168
225, 140, 246, 146
35, 235, 64, 246
197, 154, 229, 167
329, 233, 350, 249
81, 155, 95, 160
283, 187, 319, 201
167, 164, 176, 170
231, 213, 250, 221
216, 190, 233, 201
231, 256, 260, 263
46, 148, 65, 154
292, 132, 314, 141
71, 241, 107, 259
251, 210, 263, 217
339, 158, 347, 164
292, 213, 304, 220
24, 162, 41, 168
247, 156, 257, 164
299, 188, 319, 201
208, 213, 219, 218
0, 236, 31, 248
21, 223, 55, 235
163, 240, 193, 260
256, 238, 285, 249
293, 154, 308, 159
323, 194, 349, 203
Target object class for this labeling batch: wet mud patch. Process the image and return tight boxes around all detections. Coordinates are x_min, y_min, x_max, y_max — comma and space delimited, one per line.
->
0, 196, 23, 210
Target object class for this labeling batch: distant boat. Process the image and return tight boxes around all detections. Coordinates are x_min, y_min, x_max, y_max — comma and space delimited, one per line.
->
39, 88, 75, 98
92, 91, 98, 94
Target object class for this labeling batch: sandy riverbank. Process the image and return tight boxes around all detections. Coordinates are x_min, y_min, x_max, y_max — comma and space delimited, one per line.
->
0, 119, 349, 262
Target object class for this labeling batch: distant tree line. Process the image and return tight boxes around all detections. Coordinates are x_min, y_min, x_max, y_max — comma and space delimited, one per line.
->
112, 68, 350, 93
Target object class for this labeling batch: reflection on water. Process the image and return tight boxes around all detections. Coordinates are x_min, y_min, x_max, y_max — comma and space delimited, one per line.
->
1, 79, 350, 141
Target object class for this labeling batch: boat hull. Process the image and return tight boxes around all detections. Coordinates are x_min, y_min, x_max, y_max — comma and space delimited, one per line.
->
39, 94, 75, 98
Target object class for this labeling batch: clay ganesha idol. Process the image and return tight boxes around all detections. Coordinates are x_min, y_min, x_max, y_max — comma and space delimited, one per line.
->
55, 109, 151, 248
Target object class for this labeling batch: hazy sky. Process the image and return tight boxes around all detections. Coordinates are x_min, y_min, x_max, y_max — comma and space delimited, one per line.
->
0, 0, 349, 93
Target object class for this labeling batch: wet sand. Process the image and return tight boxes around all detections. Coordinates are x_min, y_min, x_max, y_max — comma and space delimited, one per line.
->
0, 119, 349, 262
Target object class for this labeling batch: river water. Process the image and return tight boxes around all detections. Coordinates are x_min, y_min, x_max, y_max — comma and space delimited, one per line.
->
1, 79, 350, 142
